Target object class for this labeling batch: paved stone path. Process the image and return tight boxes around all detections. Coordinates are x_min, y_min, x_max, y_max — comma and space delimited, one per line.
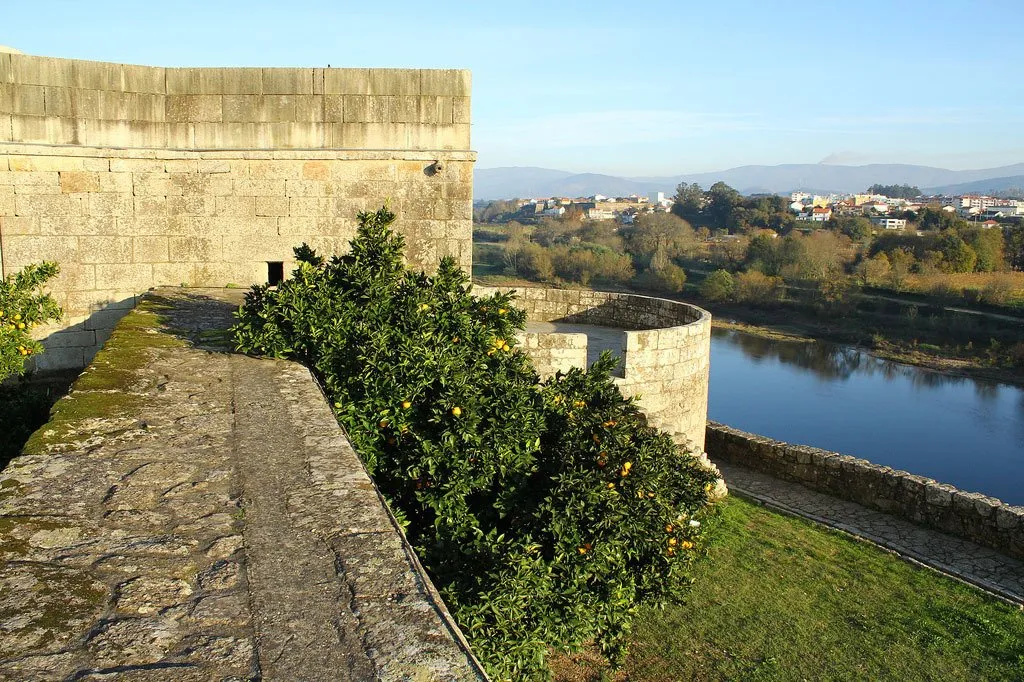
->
715, 461, 1024, 605
0, 288, 487, 681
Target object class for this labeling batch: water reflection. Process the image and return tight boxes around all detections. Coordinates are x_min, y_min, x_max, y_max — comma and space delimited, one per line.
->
709, 327, 1024, 504
712, 328, 986, 391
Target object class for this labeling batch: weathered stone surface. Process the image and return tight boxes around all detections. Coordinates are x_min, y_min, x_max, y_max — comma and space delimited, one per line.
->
0, 288, 489, 680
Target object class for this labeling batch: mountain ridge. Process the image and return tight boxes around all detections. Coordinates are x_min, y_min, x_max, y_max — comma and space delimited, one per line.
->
474, 163, 1024, 200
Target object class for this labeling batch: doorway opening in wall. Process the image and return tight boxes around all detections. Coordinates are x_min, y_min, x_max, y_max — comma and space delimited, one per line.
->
267, 262, 284, 287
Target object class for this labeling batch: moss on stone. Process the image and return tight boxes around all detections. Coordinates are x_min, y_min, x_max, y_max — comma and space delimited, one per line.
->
20, 296, 188, 456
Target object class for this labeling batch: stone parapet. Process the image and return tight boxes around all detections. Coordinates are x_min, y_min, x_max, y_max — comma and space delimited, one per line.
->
0, 288, 489, 680
477, 286, 711, 450
0, 53, 470, 151
706, 421, 1024, 560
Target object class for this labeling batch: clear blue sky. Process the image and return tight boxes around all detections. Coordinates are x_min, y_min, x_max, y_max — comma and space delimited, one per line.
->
3, 0, 1022, 175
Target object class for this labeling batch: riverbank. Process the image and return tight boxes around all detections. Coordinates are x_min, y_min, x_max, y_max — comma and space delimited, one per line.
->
704, 302, 1024, 388
472, 271, 1024, 388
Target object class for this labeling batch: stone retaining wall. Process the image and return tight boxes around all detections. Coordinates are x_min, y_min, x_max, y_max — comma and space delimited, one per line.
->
477, 286, 711, 450
706, 421, 1024, 560
0, 53, 474, 371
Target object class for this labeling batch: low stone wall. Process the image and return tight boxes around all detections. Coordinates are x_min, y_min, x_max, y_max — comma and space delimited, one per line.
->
515, 331, 587, 378
477, 286, 711, 450
706, 421, 1024, 560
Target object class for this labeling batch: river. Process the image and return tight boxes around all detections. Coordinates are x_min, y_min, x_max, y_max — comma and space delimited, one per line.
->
709, 328, 1024, 505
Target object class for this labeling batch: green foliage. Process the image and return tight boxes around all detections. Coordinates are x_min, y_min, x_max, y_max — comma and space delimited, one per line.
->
633, 262, 687, 294
867, 183, 921, 199
0, 385, 57, 467
937, 232, 977, 273
699, 269, 736, 302
233, 207, 717, 680
0, 262, 62, 382
621, 213, 697, 267
733, 270, 785, 304
553, 245, 634, 286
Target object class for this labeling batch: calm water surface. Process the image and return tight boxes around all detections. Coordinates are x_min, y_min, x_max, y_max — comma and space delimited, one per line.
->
709, 328, 1024, 505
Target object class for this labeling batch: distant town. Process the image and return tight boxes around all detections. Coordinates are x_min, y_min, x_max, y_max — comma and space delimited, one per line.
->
478, 190, 1022, 231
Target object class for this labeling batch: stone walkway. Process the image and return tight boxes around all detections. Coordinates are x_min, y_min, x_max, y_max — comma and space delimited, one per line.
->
715, 461, 1024, 605
0, 288, 487, 681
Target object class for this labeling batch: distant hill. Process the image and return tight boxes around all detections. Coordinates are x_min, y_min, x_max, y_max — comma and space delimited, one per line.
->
923, 175, 1024, 197
474, 163, 1024, 200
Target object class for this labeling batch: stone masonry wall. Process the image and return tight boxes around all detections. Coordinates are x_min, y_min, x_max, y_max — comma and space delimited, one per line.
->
706, 421, 1024, 560
515, 331, 588, 378
478, 286, 711, 450
0, 53, 474, 371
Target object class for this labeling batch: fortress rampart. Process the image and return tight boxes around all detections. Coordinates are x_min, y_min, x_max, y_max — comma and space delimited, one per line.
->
477, 286, 712, 451
0, 52, 474, 371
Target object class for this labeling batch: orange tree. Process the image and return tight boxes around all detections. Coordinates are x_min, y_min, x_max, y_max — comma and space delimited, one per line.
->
0, 262, 61, 382
232, 207, 718, 680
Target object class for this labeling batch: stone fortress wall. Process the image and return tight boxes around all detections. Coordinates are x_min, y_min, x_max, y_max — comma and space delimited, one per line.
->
0, 52, 474, 371
477, 286, 712, 451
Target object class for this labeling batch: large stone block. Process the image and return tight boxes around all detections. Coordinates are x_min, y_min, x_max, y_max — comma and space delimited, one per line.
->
168, 236, 223, 262
262, 69, 313, 95
121, 64, 167, 94
166, 95, 223, 123
0, 52, 12, 84
133, 236, 170, 263
323, 69, 370, 95
420, 70, 471, 97
59, 171, 100, 193
40, 215, 116, 236
9, 55, 74, 87
78, 236, 133, 264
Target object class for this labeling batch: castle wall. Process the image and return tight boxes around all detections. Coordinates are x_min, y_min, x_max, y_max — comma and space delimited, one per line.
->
0, 53, 474, 371
478, 286, 711, 450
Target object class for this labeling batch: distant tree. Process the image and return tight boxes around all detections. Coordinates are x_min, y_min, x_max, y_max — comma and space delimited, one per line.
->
708, 236, 750, 271
856, 252, 891, 286
517, 243, 555, 281
473, 199, 521, 223
705, 182, 743, 228
1005, 226, 1024, 270
918, 206, 966, 232
635, 246, 687, 293
733, 270, 785, 304
887, 248, 916, 290
621, 212, 697, 267
745, 232, 783, 276
867, 184, 921, 199
671, 182, 704, 222
828, 215, 873, 242
962, 227, 1006, 272
699, 269, 736, 301
938, 232, 977, 273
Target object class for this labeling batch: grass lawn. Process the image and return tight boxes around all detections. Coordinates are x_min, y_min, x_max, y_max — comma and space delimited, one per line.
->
553, 496, 1024, 681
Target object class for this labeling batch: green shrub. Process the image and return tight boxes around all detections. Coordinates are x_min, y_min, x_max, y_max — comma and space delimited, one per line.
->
634, 262, 687, 294
233, 208, 716, 680
0, 262, 62, 382
733, 270, 785, 304
699, 269, 735, 302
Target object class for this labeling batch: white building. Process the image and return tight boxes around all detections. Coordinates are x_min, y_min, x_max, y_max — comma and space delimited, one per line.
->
872, 217, 907, 230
